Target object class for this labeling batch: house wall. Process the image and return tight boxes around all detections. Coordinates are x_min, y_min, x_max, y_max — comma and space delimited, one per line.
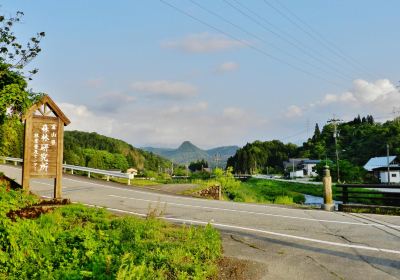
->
303, 163, 317, 176
379, 171, 400, 183
290, 170, 304, 178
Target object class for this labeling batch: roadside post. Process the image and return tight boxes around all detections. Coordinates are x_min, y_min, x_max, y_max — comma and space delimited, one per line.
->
322, 165, 335, 211
21, 95, 70, 199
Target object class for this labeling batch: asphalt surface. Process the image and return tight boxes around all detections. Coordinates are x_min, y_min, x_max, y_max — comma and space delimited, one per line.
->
2, 164, 400, 280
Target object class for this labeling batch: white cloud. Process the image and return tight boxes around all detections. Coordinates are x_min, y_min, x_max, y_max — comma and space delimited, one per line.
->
58, 101, 267, 148
163, 102, 208, 115
95, 92, 137, 112
285, 105, 303, 118
59, 103, 115, 134
315, 79, 400, 116
131, 80, 197, 98
100, 92, 136, 103
223, 107, 245, 119
217, 61, 239, 73
161, 32, 246, 53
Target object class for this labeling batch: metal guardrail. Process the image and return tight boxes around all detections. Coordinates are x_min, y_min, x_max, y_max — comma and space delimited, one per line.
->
1, 156, 134, 185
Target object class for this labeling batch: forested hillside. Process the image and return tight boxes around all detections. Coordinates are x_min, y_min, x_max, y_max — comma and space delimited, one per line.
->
63, 131, 172, 172
300, 115, 400, 165
0, 123, 172, 173
227, 115, 400, 175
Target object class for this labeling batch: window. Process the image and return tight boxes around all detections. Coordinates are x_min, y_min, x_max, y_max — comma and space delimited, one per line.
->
392, 173, 397, 178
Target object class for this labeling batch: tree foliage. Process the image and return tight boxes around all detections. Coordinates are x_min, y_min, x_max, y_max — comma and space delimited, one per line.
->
298, 115, 400, 166
0, 11, 45, 154
226, 140, 298, 174
188, 159, 208, 172
228, 115, 400, 182
0, 11, 45, 121
64, 131, 172, 172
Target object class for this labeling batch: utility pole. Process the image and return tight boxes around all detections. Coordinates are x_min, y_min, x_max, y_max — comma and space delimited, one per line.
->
327, 117, 342, 183
393, 107, 400, 124
292, 159, 295, 179
387, 144, 391, 184
214, 153, 221, 169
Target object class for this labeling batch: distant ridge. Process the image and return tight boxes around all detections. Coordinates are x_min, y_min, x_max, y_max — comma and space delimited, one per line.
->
142, 141, 239, 167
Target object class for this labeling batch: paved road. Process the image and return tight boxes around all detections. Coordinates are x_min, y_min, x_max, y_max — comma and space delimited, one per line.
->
2, 164, 400, 280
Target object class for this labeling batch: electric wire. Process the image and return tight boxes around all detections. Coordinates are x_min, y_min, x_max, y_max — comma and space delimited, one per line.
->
160, 0, 346, 88
224, 0, 357, 82
268, 0, 379, 80
188, 0, 352, 83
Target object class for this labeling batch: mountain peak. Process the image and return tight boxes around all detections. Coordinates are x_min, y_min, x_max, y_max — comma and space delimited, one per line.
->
177, 141, 200, 152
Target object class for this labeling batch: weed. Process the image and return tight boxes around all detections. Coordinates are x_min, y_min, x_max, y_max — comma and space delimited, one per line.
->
0, 184, 221, 279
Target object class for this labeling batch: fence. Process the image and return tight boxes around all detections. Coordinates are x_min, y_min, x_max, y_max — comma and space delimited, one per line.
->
336, 184, 400, 206
1, 156, 134, 185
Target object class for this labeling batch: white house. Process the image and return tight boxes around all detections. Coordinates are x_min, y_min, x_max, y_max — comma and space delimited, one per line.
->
284, 158, 321, 178
301, 159, 320, 177
364, 156, 400, 183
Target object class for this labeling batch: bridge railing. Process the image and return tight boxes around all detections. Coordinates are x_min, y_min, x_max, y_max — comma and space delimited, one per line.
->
336, 184, 400, 206
1, 156, 134, 185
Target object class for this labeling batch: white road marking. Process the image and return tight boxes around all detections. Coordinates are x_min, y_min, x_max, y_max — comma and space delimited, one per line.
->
3, 165, 400, 256
63, 178, 296, 211
0, 165, 352, 213
108, 194, 400, 229
2, 165, 400, 230
78, 203, 400, 256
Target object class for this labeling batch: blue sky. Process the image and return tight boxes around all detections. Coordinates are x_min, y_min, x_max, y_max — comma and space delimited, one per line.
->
2, 0, 400, 148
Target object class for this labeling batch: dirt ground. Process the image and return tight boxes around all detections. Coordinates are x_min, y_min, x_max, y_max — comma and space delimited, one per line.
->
218, 256, 268, 280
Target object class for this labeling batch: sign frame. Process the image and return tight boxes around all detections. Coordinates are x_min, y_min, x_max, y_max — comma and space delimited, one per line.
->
21, 95, 70, 198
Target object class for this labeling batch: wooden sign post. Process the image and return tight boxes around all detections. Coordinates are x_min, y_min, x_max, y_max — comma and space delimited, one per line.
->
22, 95, 70, 198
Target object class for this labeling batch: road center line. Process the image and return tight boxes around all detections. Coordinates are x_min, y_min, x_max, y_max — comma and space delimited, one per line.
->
108, 194, 400, 229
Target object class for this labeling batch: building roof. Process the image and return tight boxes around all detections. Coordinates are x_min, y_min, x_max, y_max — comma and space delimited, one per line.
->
302, 160, 321, 164
364, 156, 397, 171
372, 165, 400, 171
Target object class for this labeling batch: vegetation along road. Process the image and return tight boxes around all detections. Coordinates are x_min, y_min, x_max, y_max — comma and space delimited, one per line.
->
1, 164, 400, 279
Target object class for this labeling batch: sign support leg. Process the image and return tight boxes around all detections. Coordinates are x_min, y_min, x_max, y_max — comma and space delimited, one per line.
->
54, 118, 64, 199
22, 118, 32, 192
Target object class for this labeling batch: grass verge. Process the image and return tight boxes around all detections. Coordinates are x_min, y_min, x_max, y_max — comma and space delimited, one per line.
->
0, 177, 221, 279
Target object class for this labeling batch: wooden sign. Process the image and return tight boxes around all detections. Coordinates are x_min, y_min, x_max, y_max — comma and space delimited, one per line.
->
22, 95, 70, 198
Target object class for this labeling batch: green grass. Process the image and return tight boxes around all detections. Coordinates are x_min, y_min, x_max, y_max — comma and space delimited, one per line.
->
245, 179, 388, 205
0, 178, 221, 279
183, 177, 305, 205
110, 177, 162, 186
247, 179, 323, 198
238, 179, 306, 204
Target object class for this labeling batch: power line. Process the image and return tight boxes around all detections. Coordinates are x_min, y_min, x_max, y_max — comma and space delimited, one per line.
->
280, 129, 308, 142
159, 0, 346, 87
224, 0, 356, 82
269, 0, 379, 80
188, 0, 352, 83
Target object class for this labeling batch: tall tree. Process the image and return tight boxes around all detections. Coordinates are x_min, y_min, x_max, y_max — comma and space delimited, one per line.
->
0, 11, 45, 156
0, 12, 45, 119
312, 123, 321, 140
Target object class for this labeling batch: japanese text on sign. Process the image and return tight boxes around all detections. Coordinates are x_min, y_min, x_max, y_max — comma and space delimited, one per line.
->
31, 117, 58, 176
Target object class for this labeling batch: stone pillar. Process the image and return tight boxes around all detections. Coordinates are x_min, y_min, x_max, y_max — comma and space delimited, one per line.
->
322, 165, 335, 211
